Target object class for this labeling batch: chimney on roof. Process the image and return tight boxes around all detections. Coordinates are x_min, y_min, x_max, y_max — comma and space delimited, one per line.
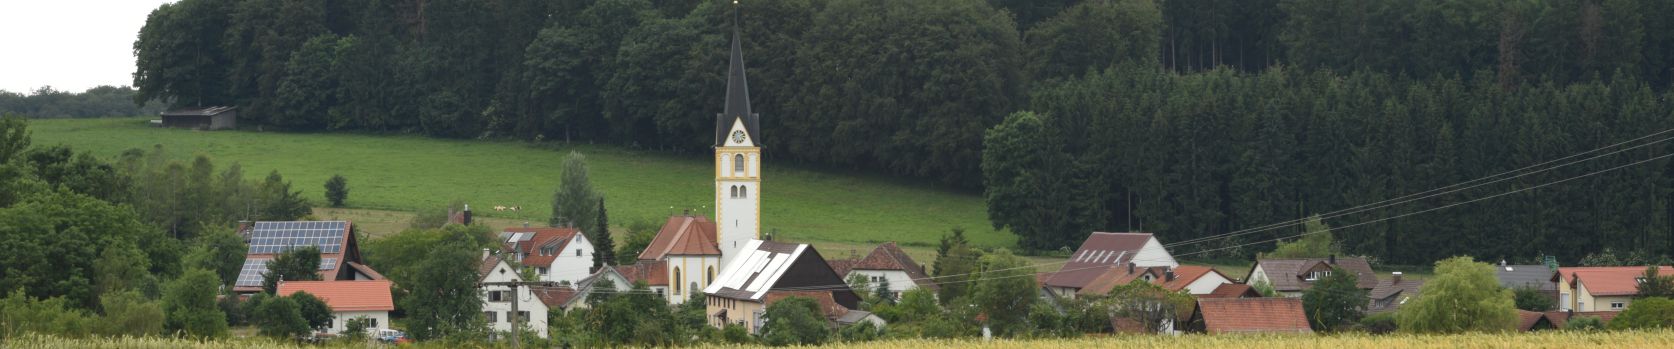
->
1328, 254, 1337, 264
1165, 269, 1176, 282
1392, 271, 1403, 284
483, 248, 491, 260
523, 221, 530, 228
1500, 259, 1507, 267
683, 208, 691, 216
1128, 262, 1136, 275
463, 204, 473, 226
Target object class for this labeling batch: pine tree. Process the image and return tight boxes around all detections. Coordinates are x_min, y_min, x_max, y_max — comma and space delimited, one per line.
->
592, 197, 615, 271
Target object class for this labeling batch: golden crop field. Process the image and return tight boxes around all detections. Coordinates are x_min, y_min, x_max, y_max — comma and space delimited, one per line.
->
9, 330, 1674, 349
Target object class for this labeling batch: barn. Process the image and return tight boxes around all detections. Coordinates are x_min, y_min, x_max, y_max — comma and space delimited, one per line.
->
159, 106, 236, 130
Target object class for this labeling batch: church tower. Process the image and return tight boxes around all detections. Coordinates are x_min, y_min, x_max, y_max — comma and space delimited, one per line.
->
715, 8, 761, 267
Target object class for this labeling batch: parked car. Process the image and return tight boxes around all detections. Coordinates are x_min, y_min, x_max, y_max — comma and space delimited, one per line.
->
375, 329, 411, 344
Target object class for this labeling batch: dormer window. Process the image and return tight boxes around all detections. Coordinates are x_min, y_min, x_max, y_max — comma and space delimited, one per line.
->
1306, 270, 1331, 281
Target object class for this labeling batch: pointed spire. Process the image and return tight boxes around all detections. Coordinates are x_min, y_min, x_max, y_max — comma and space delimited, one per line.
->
717, 0, 759, 147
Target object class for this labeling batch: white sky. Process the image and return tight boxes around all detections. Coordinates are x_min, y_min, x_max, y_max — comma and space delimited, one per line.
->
0, 0, 177, 94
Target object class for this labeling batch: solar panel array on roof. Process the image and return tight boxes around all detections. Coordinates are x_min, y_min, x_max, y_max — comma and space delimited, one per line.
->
320, 258, 338, 270
248, 221, 347, 254
236, 259, 271, 287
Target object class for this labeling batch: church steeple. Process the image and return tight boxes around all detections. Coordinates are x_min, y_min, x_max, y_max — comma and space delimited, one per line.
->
716, 3, 760, 147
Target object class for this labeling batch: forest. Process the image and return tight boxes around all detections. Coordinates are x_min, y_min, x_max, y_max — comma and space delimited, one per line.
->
128, 0, 1674, 263
0, 86, 164, 119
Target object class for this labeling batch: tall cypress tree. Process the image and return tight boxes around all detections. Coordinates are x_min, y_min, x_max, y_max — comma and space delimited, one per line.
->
592, 197, 615, 271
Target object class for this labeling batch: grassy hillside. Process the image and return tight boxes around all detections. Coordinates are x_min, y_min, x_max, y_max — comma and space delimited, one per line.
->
10, 330, 1674, 348
28, 117, 1010, 252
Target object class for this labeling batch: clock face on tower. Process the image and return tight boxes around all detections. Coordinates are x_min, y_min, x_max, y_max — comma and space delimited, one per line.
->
732, 130, 746, 144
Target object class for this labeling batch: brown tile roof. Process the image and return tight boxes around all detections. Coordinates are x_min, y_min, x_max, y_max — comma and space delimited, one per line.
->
1035, 272, 1055, 288
764, 290, 851, 320
504, 227, 582, 268
1202, 283, 1260, 299
277, 280, 395, 312
1543, 311, 1620, 329
1367, 277, 1425, 313
1516, 310, 1548, 331
615, 260, 669, 287
1556, 266, 1671, 296
345, 262, 386, 281
640, 215, 720, 260
1252, 257, 1378, 292
1077, 265, 1224, 296
530, 285, 580, 308
1045, 232, 1159, 290
478, 255, 508, 282
828, 259, 856, 278
847, 242, 937, 290
1197, 298, 1312, 334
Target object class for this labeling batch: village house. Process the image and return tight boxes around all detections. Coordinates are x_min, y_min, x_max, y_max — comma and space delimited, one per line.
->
614, 260, 672, 298
632, 213, 722, 304
233, 221, 386, 295
1043, 232, 1180, 299
827, 242, 938, 299
1366, 272, 1424, 313
500, 226, 595, 285
1074, 265, 1234, 298
704, 240, 863, 334
1189, 298, 1312, 334
530, 267, 634, 312
1496, 262, 1559, 301
275, 280, 395, 336
477, 251, 549, 338
1245, 256, 1377, 297
1553, 266, 1669, 311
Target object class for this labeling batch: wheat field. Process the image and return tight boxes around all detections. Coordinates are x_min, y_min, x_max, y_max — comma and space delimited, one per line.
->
9, 330, 1674, 349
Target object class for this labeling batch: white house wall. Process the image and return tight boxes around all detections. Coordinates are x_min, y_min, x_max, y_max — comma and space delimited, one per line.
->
1132, 237, 1179, 268
1182, 272, 1231, 295
327, 310, 389, 336
545, 235, 596, 285
481, 259, 551, 338
847, 270, 916, 298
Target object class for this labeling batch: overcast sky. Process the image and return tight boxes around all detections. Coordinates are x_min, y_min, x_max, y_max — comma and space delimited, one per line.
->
0, 0, 176, 94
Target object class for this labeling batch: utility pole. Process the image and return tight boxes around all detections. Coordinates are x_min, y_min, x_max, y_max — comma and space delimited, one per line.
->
480, 278, 558, 349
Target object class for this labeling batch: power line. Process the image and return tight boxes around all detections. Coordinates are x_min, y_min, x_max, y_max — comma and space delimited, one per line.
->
1172, 151, 1674, 259
1167, 128, 1674, 248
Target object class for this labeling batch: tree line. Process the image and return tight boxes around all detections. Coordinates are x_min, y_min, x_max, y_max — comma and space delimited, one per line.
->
129, 0, 1674, 188
986, 65, 1674, 265
0, 86, 163, 119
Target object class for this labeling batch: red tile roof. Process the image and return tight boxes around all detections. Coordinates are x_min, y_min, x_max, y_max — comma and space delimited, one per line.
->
639, 215, 720, 260
1202, 283, 1260, 299
1556, 266, 1671, 296
615, 260, 669, 287
1196, 298, 1311, 334
1046, 232, 1159, 289
277, 280, 395, 312
530, 285, 580, 308
504, 227, 582, 268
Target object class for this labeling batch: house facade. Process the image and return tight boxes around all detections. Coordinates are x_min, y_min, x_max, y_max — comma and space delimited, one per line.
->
233, 221, 386, 294
828, 242, 938, 299
501, 226, 595, 285
704, 240, 861, 334
1367, 272, 1424, 313
1555, 266, 1669, 311
275, 280, 394, 336
1246, 256, 1377, 298
1043, 232, 1180, 299
477, 251, 549, 338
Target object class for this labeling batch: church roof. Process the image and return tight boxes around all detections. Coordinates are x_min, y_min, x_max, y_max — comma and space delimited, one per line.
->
715, 9, 761, 147
639, 215, 720, 260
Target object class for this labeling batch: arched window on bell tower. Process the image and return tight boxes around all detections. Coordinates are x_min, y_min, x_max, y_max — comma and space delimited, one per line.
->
730, 185, 738, 198
733, 154, 745, 174
740, 186, 748, 198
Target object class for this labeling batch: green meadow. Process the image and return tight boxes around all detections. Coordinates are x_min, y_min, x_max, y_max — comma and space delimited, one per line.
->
27, 117, 1011, 252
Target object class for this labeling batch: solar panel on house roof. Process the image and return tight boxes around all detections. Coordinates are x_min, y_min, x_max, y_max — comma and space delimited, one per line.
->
236, 259, 271, 287
248, 221, 347, 254
320, 258, 338, 270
